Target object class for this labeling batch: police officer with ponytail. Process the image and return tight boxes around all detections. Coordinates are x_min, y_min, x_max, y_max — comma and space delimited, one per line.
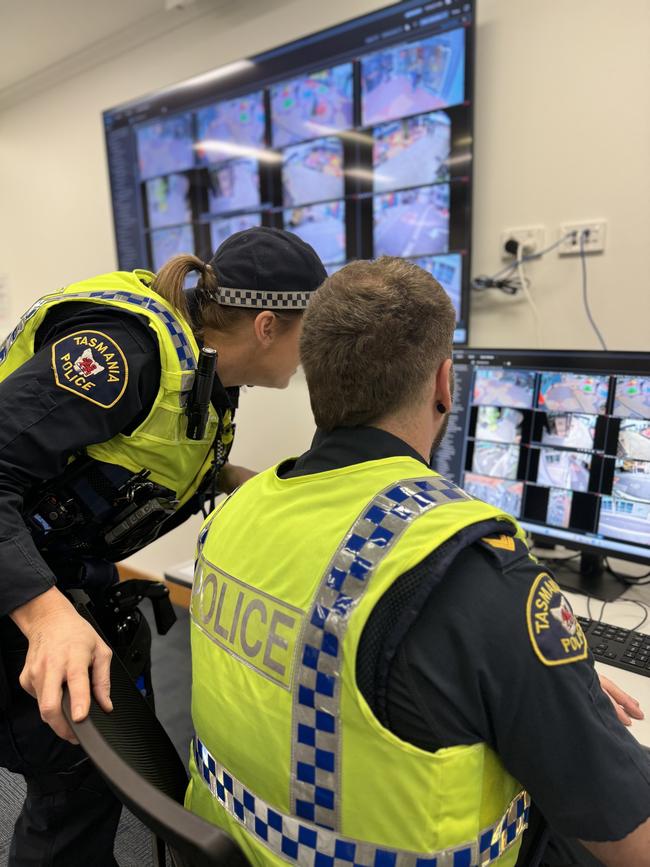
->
0, 226, 326, 866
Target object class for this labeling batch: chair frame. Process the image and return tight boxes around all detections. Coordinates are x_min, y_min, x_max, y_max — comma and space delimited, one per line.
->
62, 685, 246, 866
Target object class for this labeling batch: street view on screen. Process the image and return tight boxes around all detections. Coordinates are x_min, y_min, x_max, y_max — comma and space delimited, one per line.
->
461, 365, 650, 548
360, 29, 465, 126
105, 2, 475, 342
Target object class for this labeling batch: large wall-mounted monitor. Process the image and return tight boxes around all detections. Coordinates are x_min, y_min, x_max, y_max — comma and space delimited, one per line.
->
103, 0, 475, 344
432, 349, 650, 599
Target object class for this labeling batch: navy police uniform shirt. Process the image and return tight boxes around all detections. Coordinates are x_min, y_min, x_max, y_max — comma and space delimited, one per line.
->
282, 426, 650, 845
0, 301, 236, 619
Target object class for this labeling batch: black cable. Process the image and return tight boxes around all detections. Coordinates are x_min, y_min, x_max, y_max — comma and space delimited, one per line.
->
536, 552, 582, 577
605, 558, 650, 585
579, 230, 607, 350
536, 551, 583, 577
472, 232, 575, 294
586, 595, 607, 622
472, 277, 521, 295
599, 599, 608, 623
538, 550, 650, 584
585, 596, 648, 632
629, 601, 649, 632
585, 597, 608, 623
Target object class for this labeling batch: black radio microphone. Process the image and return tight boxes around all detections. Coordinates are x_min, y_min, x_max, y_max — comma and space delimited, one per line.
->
186, 347, 217, 440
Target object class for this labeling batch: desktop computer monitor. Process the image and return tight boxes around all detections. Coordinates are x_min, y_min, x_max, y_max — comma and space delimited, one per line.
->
431, 348, 650, 600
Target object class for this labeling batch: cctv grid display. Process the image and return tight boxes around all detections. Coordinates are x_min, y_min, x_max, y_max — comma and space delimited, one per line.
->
432, 350, 650, 563
103, 0, 475, 343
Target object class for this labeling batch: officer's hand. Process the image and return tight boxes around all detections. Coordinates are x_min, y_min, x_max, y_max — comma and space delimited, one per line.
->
598, 672, 644, 726
10, 586, 113, 743
217, 462, 257, 494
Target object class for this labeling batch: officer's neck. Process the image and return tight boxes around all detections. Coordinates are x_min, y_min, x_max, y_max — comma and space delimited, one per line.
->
202, 327, 253, 388
373, 409, 435, 466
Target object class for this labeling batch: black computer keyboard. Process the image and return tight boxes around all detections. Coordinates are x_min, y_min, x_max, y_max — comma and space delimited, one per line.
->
578, 616, 650, 677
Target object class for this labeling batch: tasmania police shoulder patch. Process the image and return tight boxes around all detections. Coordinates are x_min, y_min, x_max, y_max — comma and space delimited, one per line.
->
51, 330, 128, 409
526, 572, 587, 666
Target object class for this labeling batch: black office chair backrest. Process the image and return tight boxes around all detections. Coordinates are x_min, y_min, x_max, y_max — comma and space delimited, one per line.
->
62, 641, 247, 867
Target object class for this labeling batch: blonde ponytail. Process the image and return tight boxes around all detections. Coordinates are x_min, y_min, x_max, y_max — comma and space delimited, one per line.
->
152, 254, 218, 324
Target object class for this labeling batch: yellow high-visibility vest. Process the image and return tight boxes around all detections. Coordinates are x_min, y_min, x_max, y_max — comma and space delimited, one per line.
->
0, 270, 220, 506
186, 455, 530, 867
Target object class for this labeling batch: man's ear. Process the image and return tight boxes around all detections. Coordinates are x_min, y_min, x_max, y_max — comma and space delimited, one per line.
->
253, 311, 275, 346
435, 358, 453, 413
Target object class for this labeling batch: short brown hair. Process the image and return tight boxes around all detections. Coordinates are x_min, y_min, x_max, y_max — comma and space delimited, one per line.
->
300, 257, 455, 430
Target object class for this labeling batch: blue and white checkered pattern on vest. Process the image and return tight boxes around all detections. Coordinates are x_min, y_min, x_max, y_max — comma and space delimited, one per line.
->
291, 477, 472, 830
194, 736, 530, 867
0, 290, 196, 370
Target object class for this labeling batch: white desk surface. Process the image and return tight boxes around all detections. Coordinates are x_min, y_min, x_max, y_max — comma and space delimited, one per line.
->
563, 587, 650, 748
166, 559, 650, 748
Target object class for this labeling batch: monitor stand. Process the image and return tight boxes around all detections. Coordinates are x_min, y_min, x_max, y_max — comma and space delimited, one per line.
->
554, 553, 628, 603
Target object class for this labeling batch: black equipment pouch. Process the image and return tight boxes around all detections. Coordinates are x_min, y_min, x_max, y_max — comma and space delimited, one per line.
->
23, 454, 179, 561
71, 579, 176, 706
102, 579, 177, 639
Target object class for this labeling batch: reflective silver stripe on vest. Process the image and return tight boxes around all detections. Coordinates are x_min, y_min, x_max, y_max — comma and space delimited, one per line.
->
0, 290, 196, 372
194, 735, 530, 867
291, 477, 472, 829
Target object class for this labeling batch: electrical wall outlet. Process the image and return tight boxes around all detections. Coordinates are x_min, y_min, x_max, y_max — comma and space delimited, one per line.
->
500, 226, 545, 259
558, 220, 607, 254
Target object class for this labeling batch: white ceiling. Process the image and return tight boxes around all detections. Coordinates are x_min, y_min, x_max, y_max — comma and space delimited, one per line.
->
0, 0, 229, 109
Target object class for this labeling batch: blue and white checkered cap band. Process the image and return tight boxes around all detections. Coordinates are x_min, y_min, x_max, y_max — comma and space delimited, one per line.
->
0, 290, 196, 371
194, 735, 530, 867
291, 477, 472, 829
217, 286, 312, 310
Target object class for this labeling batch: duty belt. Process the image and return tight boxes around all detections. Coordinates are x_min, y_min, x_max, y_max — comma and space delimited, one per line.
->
193, 735, 530, 867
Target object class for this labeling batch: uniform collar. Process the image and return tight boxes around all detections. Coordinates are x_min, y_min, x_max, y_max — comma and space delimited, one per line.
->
280, 426, 428, 478
211, 373, 239, 413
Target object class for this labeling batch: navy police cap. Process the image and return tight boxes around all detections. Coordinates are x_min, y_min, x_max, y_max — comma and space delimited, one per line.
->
209, 226, 327, 310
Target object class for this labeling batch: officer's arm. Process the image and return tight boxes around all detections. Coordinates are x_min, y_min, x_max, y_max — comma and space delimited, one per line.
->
395, 540, 650, 848
217, 462, 257, 494
468, 546, 650, 849
580, 816, 650, 866
0, 313, 158, 738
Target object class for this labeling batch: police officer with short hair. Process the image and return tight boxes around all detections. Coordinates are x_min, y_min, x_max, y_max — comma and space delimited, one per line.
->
0, 227, 326, 866
185, 257, 650, 867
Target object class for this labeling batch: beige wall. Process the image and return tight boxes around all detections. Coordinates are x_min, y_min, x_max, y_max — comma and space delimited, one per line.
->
1, 0, 649, 575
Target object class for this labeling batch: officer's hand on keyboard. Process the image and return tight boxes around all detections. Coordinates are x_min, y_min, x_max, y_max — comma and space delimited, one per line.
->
598, 672, 645, 727
10, 586, 114, 744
